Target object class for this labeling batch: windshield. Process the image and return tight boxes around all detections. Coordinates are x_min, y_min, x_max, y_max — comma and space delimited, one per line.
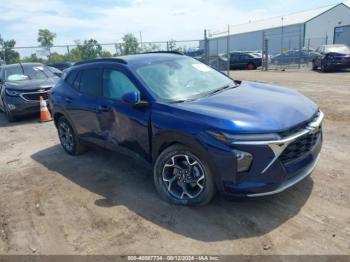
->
135, 57, 235, 101
4, 64, 54, 81
325, 45, 350, 53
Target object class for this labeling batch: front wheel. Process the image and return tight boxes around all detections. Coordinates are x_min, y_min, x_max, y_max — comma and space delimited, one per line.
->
154, 145, 216, 206
3, 101, 15, 122
311, 61, 317, 70
321, 60, 329, 72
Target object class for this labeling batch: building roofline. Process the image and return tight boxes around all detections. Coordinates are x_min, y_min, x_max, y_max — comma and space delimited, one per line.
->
305, 3, 350, 23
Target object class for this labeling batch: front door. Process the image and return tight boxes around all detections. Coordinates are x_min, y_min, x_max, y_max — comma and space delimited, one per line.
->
98, 66, 151, 160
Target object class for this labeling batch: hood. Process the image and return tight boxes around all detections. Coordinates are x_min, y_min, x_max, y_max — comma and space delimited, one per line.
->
326, 51, 350, 56
171, 81, 318, 133
4, 77, 59, 91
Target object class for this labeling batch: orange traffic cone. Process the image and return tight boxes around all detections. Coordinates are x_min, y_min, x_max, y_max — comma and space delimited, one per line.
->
40, 96, 52, 122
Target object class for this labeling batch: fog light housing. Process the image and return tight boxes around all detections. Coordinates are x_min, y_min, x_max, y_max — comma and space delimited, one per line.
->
7, 104, 16, 110
233, 149, 253, 172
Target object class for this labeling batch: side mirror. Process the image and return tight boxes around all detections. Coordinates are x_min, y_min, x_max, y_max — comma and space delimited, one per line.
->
121, 91, 148, 108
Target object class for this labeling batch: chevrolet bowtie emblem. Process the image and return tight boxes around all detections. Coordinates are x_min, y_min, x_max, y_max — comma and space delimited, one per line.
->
307, 125, 320, 135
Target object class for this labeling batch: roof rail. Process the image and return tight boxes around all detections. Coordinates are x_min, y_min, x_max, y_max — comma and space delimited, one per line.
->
140, 51, 184, 55
74, 57, 127, 66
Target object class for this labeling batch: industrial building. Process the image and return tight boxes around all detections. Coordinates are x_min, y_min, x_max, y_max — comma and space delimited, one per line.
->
202, 3, 350, 55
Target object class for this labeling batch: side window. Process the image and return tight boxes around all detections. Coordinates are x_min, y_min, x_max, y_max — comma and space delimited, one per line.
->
73, 71, 81, 90
230, 54, 239, 63
65, 70, 77, 86
240, 54, 250, 60
79, 69, 100, 96
102, 69, 138, 100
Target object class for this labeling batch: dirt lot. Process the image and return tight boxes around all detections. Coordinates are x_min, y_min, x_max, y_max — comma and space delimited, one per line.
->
0, 70, 349, 255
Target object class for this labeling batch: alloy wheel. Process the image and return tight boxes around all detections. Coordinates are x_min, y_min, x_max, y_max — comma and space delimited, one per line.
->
58, 121, 74, 152
162, 154, 205, 200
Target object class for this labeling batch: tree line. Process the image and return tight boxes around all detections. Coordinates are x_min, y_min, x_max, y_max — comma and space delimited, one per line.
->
0, 29, 185, 64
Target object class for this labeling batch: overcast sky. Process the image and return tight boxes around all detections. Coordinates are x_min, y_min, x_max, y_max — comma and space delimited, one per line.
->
0, 0, 349, 47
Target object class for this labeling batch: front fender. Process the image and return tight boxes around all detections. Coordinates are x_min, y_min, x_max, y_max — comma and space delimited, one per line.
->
152, 130, 235, 192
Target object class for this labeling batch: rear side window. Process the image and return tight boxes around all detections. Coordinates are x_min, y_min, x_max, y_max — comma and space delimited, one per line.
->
78, 69, 100, 96
65, 71, 77, 86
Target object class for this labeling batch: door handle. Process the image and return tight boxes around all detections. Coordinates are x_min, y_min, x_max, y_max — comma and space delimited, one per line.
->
98, 105, 110, 112
65, 97, 73, 103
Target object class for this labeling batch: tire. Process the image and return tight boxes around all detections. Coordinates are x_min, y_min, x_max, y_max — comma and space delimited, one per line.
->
57, 116, 87, 155
247, 63, 255, 70
3, 101, 15, 122
311, 61, 317, 70
154, 145, 216, 206
321, 60, 328, 72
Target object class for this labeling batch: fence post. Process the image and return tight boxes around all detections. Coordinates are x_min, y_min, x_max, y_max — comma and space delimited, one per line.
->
2, 47, 6, 64
262, 31, 268, 71
66, 45, 71, 61
298, 24, 302, 69
204, 29, 209, 65
226, 25, 230, 76
265, 38, 269, 71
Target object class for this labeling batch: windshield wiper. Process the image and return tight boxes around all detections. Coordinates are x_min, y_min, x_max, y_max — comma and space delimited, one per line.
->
170, 97, 199, 103
206, 83, 237, 96
169, 82, 239, 103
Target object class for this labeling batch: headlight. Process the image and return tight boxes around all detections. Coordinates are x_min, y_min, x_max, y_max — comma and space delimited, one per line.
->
5, 89, 19, 97
233, 149, 253, 172
207, 130, 281, 144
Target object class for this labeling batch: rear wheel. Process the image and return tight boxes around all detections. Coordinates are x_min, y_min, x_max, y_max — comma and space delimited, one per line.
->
154, 145, 216, 206
311, 61, 317, 70
247, 63, 255, 70
57, 116, 87, 155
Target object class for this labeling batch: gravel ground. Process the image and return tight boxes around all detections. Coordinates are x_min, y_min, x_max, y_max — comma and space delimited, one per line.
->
0, 70, 349, 255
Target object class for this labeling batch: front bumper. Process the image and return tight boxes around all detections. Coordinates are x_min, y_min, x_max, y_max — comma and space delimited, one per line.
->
4, 92, 49, 116
247, 153, 320, 197
328, 59, 350, 69
206, 111, 323, 197
4, 95, 40, 116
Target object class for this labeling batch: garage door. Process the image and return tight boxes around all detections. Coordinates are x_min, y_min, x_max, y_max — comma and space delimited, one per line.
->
334, 25, 350, 46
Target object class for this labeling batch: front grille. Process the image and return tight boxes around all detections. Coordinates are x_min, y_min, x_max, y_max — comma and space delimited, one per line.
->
22, 92, 49, 101
280, 127, 322, 164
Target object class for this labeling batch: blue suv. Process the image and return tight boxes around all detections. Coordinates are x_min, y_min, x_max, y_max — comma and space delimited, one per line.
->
50, 53, 323, 206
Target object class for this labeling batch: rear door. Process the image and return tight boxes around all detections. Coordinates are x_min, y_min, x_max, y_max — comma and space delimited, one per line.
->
64, 67, 105, 146
98, 65, 151, 160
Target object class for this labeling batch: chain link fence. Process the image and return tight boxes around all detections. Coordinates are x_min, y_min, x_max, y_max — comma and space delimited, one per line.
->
0, 30, 332, 73
200, 26, 330, 72
0, 40, 202, 66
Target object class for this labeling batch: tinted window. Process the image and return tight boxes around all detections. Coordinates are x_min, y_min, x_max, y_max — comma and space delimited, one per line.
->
73, 71, 81, 90
102, 69, 138, 100
66, 70, 77, 86
240, 54, 251, 60
79, 69, 100, 96
230, 54, 239, 62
